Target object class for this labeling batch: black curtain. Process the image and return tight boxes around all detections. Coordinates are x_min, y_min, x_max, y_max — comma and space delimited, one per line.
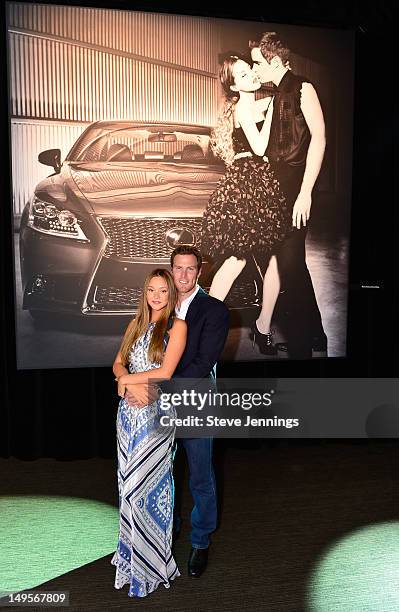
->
1, 1, 398, 459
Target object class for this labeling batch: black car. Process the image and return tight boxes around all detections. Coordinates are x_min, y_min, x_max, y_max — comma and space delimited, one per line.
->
19, 120, 260, 322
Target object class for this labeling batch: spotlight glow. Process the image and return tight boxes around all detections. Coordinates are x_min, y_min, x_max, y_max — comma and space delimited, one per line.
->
307, 522, 399, 611
0, 496, 118, 596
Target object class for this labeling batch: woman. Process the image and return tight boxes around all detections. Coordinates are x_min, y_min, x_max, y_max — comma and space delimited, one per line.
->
201, 55, 291, 354
111, 269, 187, 598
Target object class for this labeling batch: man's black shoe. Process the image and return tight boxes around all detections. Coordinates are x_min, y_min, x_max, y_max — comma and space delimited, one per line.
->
188, 547, 208, 577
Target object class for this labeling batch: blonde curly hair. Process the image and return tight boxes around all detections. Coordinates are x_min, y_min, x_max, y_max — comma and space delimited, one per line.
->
211, 56, 241, 166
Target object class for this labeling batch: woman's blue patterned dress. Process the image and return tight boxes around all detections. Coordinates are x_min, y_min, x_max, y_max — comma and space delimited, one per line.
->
111, 322, 179, 597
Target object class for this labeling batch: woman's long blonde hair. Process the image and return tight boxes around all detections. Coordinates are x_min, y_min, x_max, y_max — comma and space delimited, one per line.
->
120, 269, 177, 366
211, 55, 241, 166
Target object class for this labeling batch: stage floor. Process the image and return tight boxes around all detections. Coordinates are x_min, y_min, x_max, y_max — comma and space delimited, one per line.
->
1, 440, 398, 611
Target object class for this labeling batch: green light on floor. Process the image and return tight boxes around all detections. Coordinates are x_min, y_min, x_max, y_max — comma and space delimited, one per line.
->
307, 522, 399, 611
0, 495, 118, 596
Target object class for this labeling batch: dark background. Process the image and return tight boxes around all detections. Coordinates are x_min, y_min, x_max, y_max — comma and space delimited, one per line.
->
1, 0, 398, 458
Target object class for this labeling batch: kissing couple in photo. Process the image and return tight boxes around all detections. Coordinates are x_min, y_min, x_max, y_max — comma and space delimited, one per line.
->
202, 32, 327, 359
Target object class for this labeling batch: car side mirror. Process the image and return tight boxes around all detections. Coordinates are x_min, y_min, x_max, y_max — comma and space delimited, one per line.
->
38, 149, 61, 174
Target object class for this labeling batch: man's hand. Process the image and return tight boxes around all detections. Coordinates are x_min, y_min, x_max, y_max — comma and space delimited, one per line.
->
117, 377, 127, 398
292, 191, 312, 229
125, 383, 159, 409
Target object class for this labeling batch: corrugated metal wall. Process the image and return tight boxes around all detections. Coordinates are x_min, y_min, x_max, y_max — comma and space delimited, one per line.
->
11, 119, 88, 215
8, 3, 221, 214
8, 4, 218, 73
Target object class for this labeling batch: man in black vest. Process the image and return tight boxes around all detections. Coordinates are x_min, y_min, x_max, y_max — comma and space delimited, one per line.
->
250, 32, 327, 359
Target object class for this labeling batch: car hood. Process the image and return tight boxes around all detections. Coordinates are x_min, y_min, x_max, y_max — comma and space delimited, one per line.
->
68, 162, 223, 217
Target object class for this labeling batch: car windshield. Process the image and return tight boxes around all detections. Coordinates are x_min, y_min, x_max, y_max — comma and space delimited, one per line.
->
67, 125, 220, 165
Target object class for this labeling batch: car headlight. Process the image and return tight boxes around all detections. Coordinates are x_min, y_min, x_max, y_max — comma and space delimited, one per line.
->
27, 196, 89, 241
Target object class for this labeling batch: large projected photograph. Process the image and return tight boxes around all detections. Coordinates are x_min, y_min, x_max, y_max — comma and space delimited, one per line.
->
7, 3, 354, 368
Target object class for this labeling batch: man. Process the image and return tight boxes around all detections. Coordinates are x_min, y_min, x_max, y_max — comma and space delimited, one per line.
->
250, 32, 327, 359
170, 245, 230, 577
127, 245, 230, 578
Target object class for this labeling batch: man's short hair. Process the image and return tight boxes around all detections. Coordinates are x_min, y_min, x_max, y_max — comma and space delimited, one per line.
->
249, 39, 260, 50
170, 245, 203, 270
250, 32, 290, 67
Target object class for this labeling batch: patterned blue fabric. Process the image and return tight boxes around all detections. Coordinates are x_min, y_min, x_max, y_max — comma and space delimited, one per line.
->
111, 323, 179, 597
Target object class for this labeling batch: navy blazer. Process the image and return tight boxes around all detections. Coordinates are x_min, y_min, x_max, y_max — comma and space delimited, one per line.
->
173, 287, 230, 380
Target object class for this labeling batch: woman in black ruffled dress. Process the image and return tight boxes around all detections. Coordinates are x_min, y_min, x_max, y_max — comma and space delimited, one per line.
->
201, 55, 291, 354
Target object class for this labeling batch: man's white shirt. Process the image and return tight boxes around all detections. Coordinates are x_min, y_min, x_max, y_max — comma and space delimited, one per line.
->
175, 285, 200, 321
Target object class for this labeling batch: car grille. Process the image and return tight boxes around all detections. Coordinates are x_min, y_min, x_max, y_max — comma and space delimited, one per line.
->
93, 286, 143, 309
98, 217, 203, 260
92, 281, 259, 311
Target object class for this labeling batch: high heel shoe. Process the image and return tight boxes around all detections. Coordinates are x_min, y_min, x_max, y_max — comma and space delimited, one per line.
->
250, 322, 277, 356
